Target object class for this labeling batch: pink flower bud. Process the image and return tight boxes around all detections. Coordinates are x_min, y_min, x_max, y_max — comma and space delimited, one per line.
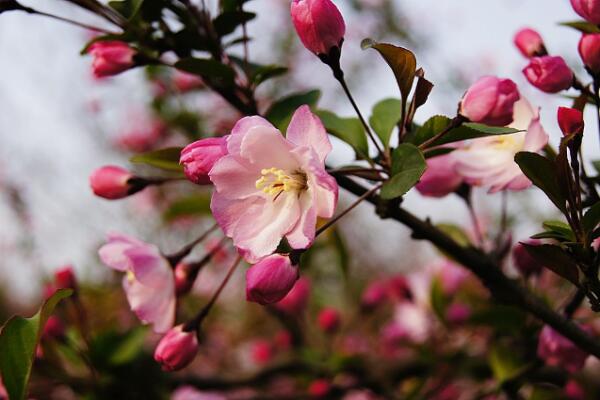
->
387, 275, 413, 302
42, 316, 66, 341
565, 380, 585, 400
571, 0, 600, 24
0, 375, 7, 400
154, 325, 199, 371
274, 330, 292, 350
317, 307, 341, 333
537, 325, 589, 373
180, 137, 228, 185
250, 339, 273, 365
246, 255, 299, 305
514, 28, 545, 58
308, 379, 331, 398
291, 0, 345, 56
523, 56, 574, 93
88, 41, 136, 78
579, 33, 600, 74
445, 303, 471, 325
173, 71, 204, 92
274, 276, 311, 314
361, 280, 389, 310
54, 265, 77, 291
513, 240, 545, 277
89, 165, 134, 200
416, 154, 463, 198
174, 262, 194, 296
460, 76, 520, 126
558, 107, 584, 136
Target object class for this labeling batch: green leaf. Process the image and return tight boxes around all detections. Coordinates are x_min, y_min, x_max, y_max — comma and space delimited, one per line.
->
174, 58, 236, 87
108, 327, 148, 365
470, 305, 525, 334
514, 152, 567, 214
436, 224, 471, 247
163, 194, 212, 221
330, 228, 349, 280
488, 342, 526, 382
213, 11, 256, 36
430, 278, 448, 322
0, 289, 72, 400
380, 144, 426, 199
361, 39, 416, 113
542, 220, 575, 241
315, 110, 369, 159
251, 65, 288, 86
220, 0, 251, 12
265, 90, 321, 131
583, 202, 600, 234
410, 115, 520, 147
369, 98, 401, 148
130, 147, 183, 172
108, 0, 145, 19
560, 20, 600, 33
522, 243, 580, 285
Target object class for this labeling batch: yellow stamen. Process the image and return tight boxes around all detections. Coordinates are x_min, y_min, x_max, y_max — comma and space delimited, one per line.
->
256, 167, 307, 197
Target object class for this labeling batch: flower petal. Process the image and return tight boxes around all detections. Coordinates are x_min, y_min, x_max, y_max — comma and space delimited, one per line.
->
286, 105, 332, 163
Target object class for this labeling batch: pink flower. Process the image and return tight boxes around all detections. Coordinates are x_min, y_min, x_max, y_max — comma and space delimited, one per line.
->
209, 106, 338, 262
317, 307, 341, 333
445, 303, 471, 325
564, 380, 585, 400
274, 276, 311, 314
514, 28, 545, 58
42, 316, 66, 341
88, 41, 135, 78
513, 240, 545, 277
0, 375, 7, 400
154, 325, 199, 371
173, 71, 204, 92
274, 330, 292, 350
579, 33, 600, 73
98, 233, 176, 333
459, 76, 520, 127
571, 0, 600, 24
308, 379, 331, 398
90, 165, 135, 200
453, 98, 549, 193
114, 119, 165, 153
437, 259, 470, 295
361, 280, 389, 310
386, 275, 413, 302
537, 325, 590, 372
523, 56, 573, 93
250, 339, 274, 364
415, 153, 463, 197
291, 0, 346, 56
246, 254, 298, 305
180, 137, 228, 185
54, 265, 77, 291
558, 107, 585, 136
171, 386, 227, 400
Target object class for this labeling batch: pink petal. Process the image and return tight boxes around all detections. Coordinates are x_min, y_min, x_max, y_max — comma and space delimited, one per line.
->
286, 191, 317, 249
209, 155, 262, 199
286, 105, 332, 163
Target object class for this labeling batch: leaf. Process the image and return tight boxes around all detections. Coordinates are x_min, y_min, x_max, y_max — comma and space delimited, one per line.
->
220, 0, 251, 12
0, 289, 72, 400
251, 65, 288, 86
470, 305, 525, 334
315, 110, 369, 159
361, 39, 416, 111
592, 160, 600, 174
514, 152, 567, 214
436, 224, 471, 247
265, 90, 321, 131
410, 115, 520, 147
108, 327, 148, 365
522, 243, 580, 285
560, 20, 600, 33
163, 194, 212, 221
542, 220, 575, 241
130, 147, 184, 172
488, 342, 526, 382
108, 0, 144, 19
174, 58, 235, 87
213, 11, 256, 36
430, 278, 448, 322
380, 144, 426, 199
583, 202, 600, 234
412, 69, 434, 110
369, 98, 401, 148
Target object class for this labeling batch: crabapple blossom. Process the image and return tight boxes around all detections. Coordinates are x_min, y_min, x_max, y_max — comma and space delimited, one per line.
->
274, 276, 311, 314
453, 98, 548, 193
523, 56, 573, 93
571, 0, 600, 24
317, 307, 341, 333
209, 105, 338, 262
291, 0, 345, 56
89, 166, 135, 200
87, 41, 135, 78
558, 107, 584, 136
415, 153, 463, 198
538, 325, 590, 372
246, 254, 298, 305
99, 233, 176, 333
513, 240, 545, 277
180, 137, 228, 185
459, 76, 520, 127
154, 325, 199, 371
579, 33, 600, 74
54, 265, 77, 291
514, 28, 546, 58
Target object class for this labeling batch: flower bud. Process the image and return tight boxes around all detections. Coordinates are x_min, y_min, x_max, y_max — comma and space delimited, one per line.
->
180, 137, 228, 185
416, 154, 463, 198
537, 325, 589, 373
523, 56, 573, 93
274, 277, 311, 314
54, 265, 77, 291
246, 255, 299, 305
274, 330, 292, 350
250, 339, 273, 365
387, 275, 413, 301
174, 262, 195, 296
514, 28, 546, 58
154, 325, 199, 371
558, 107, 584, 136
565, 380, 585, 400
579, 33, 600, 74
0, 375, 6, 400
42, 316, 66, 341
90, 165, 137, 200
88, 41, 136, 78
513, 240, 545, 277
445, 303, 471, 325
361, 280, 388, 310
291, 0, 345, 56
308, 379, 331, 398
459, 76, 520, 127
317, 307, 341, 333
571, 0, 600, 24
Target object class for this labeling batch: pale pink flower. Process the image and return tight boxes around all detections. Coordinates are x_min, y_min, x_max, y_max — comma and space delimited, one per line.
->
209, 106, 338, 262
99, 233, 176, 333
0, 375, 7, 400
453, 97, 549, 193
415, 153, 463, 198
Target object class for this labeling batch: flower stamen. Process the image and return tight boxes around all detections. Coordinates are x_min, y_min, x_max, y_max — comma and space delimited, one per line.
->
256, 167, 307, 197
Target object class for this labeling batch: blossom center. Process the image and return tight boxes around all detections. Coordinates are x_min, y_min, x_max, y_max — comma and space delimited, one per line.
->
491, 135, 524, 151
256, 167, 307, 197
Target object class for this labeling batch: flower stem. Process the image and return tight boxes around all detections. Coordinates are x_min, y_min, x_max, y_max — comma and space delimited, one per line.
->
166, 223, 220, 266
27, 9, 118, 34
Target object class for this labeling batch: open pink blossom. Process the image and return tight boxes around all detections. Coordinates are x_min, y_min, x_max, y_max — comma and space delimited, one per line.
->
453, 98, 548, 193
209, 105, 338, 262
98, 233, 176, 333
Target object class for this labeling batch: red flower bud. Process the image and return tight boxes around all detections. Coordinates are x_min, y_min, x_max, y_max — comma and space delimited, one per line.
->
308, 379, 331, 398
460, 76, 520, 126
250, 339, 273, 365
514, 28, 546, 58
291, 0, 345, 56
317, 307, 341, 333
180, 137, 228, 184
54, 265, 77, 291
89, 165, 135, 200
246, 255, 298, 305
523, 56, 573, 93
513, 239, 545, 277
579, 33, 600, 74
87, 41, 136, 78
42, 316, 66, 341
361, 280, 389, 310
154, 325, 199, 371
571, 0, 600, 24
273, 277, 311, 314
557, 107, 584, 136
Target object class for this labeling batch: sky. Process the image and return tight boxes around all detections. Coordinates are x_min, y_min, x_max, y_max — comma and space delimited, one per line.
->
0, 0, 593, 302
